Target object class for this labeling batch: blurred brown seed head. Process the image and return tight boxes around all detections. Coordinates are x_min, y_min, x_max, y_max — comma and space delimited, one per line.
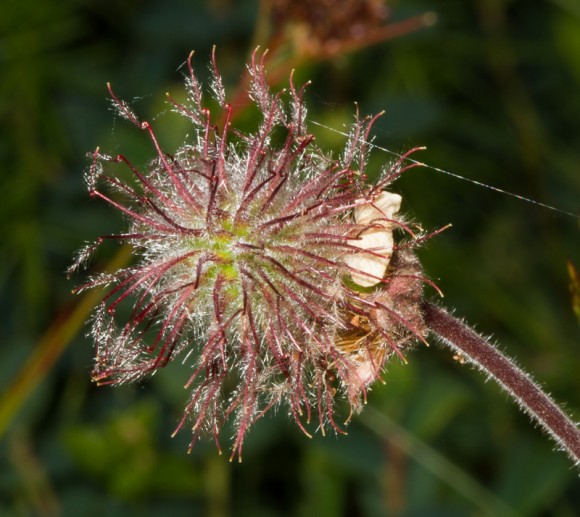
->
267, 0, 390, 55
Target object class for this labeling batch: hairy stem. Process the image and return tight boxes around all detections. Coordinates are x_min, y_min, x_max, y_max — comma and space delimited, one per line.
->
422, 301, 580, 468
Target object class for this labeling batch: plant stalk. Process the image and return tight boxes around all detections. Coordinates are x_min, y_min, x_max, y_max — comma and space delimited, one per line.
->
422, 301, 580, 468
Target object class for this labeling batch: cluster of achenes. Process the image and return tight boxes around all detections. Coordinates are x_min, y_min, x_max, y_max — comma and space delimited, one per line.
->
71, 50, 435, 459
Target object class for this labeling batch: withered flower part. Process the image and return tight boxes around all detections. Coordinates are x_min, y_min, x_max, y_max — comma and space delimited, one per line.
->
265, 0, 436, 59
70, 49, 431, 459
268, 0, 389, 46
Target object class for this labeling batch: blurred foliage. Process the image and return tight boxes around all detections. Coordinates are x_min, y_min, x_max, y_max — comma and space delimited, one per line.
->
1, 0, 579, 515
568, 259, 580, 325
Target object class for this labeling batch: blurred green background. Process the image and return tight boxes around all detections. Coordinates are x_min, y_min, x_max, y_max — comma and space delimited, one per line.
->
1, 0, 580, 515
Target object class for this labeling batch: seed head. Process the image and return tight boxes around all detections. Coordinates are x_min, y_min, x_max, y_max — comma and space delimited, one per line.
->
70, 49, 433, 459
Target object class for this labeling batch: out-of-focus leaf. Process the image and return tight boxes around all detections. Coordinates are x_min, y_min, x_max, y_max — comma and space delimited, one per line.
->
554, 10, 580, 83
495, 435, 572, 515
62, 400, 202, 500
567, 259, 580, 325
297, 448, 345, 517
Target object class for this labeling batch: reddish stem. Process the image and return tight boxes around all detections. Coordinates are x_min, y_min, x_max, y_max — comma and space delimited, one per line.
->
422, 301, 580, 468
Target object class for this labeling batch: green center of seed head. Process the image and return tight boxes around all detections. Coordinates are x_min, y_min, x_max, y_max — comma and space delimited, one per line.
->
195, 219, 252, 285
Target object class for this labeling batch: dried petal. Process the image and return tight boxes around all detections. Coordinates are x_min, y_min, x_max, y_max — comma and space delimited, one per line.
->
345, 191, 402, 287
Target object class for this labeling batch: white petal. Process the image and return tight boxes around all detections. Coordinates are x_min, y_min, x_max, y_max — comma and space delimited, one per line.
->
345, 191, 402, 288
355, 360, 380, 387
345, 229, 394, 287
354, 191, 402, 227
